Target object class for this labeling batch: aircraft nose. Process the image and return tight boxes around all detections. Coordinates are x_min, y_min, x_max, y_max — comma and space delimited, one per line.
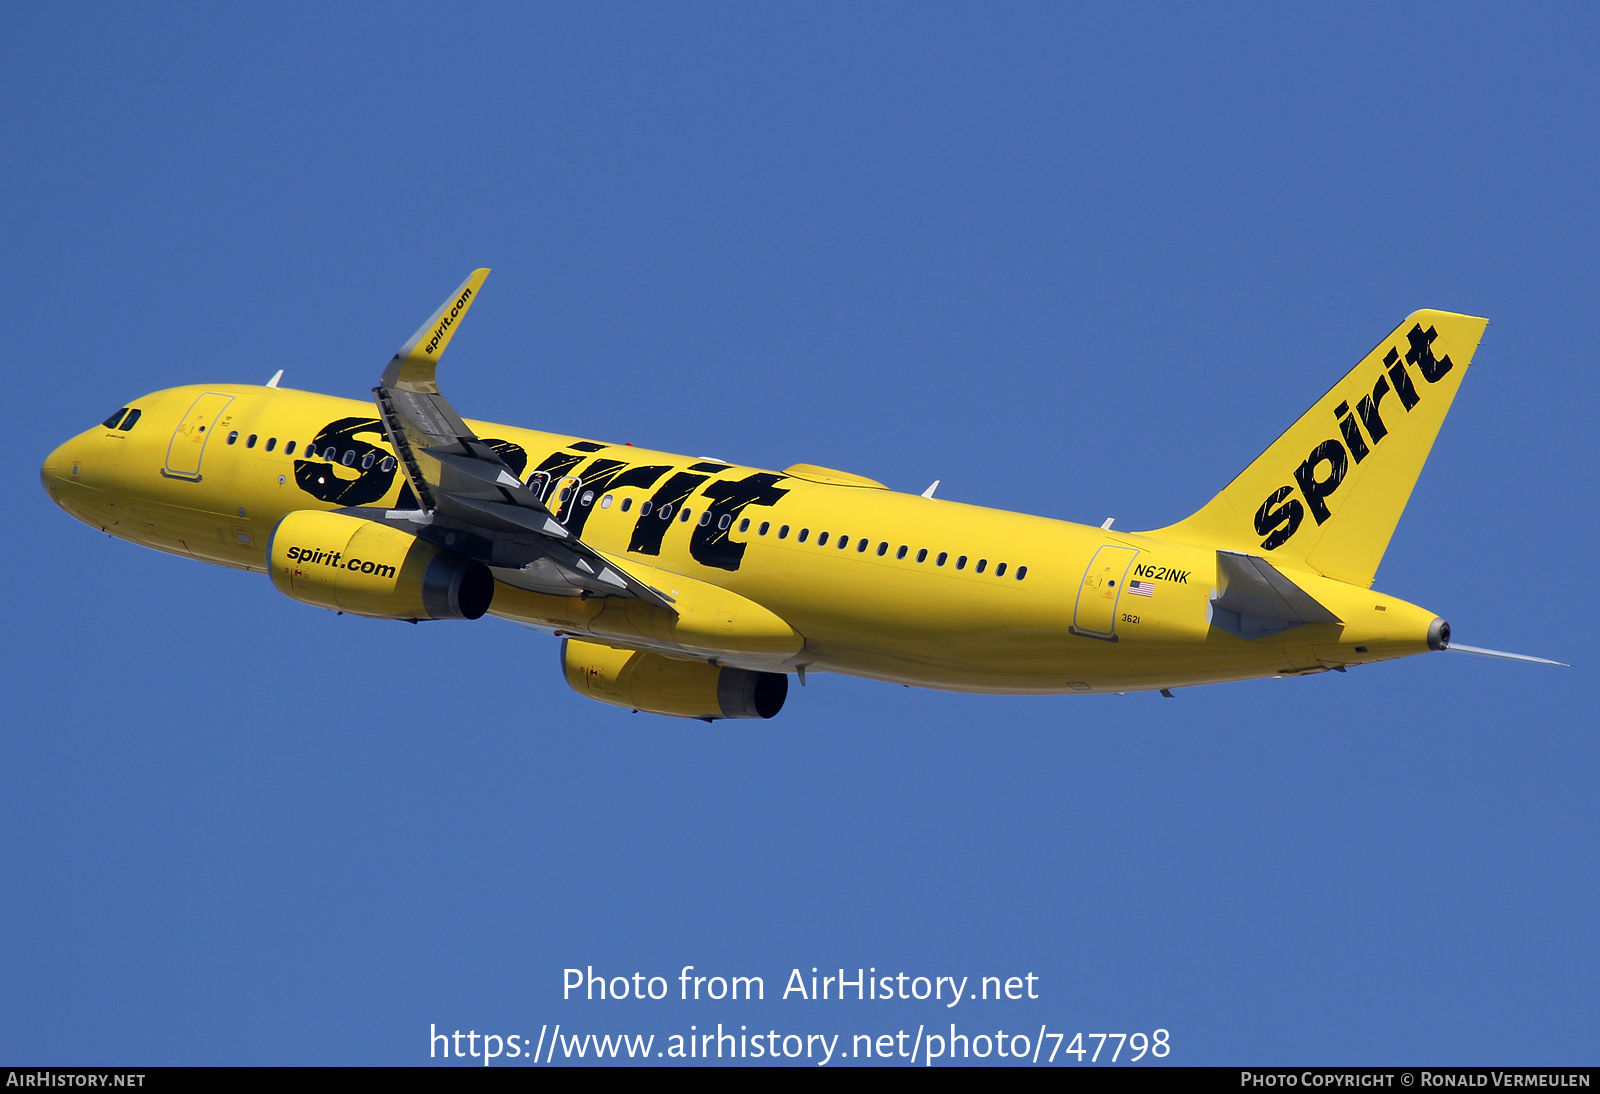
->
40, 437, 84, 504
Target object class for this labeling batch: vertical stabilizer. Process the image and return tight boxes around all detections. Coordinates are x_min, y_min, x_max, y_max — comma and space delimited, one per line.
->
1148, 310, 1487, 588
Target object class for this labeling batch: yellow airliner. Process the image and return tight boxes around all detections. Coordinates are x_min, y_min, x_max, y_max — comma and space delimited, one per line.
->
40, 271, 1562, 720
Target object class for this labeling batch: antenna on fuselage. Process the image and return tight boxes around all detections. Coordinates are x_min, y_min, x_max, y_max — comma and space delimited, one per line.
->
921, 480, 940, 498
1101, 517, 1115, 529
266, 369, 283, 388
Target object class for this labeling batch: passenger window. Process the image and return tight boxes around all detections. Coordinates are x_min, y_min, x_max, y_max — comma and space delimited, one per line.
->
797, 528, 809, 543
641, 500, 653, 516
976, 559, 987, 573
679, 507, 692, 522
527, 470, 551, 499
817, 532, 829, 546
996, 562, 1008, 577
659, 504, 673, 520
380, 456, 394, 472
342, 450, 356, 466
896, 545, 908, 560
119, 409, 141, 431
102, 408, 129, 429
739, 518, 751, 533
361, 452, 374, 469
621, 497, 633, 512
699, 511, 710, 526
285, 441, 297, 455
838, 536, 850, 550
324, 446, 338, 460
227, 431, 239, 444
264, 437, 276, 452
752, 521, 766, 536
936, 552, 947, 566
916, 549, 927, 563
858, 539, 869, 553
1016, 565, 1028, 580
582, 490, 595, 506
717, 513, 729, 529
246, 434, 258, 449
956, 555, 967, 570
778, 525, 790, 539
601, 494, 613, 509
877, 542, 887, 556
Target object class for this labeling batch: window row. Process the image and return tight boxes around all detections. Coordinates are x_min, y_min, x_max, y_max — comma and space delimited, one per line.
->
101, 407, 142, 431
746, 519, 1027, 580
221, 431, 397, 472
575, 488, 1028, 581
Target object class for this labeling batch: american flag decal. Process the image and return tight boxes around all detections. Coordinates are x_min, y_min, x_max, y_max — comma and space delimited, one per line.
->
1127, 580, 1155, 597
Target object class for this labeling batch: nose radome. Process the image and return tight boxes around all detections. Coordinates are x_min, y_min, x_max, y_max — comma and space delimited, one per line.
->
40, 438, 83, 505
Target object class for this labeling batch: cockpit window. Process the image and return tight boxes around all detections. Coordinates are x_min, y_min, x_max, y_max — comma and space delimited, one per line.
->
119, 409, 141, 431
102, 408, 128, 429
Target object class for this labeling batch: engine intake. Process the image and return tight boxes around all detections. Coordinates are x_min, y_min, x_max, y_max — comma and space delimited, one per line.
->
267, 509, 493, 621
563, 638, 787, 720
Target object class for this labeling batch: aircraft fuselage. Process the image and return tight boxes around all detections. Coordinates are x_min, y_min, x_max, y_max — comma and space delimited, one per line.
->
42, 381, 1440, 695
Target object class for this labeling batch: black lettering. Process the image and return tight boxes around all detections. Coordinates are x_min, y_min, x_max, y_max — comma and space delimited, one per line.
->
1357, 375, 1390, 445
561, 459, 671, 537
629, 472, 709, 555
294, 417, 397, 506
689, 473, 791, 571
1176, 570, 1188, 584
523, 451, 586, 502
1255, 485, 1305, 550
1384, 348, 1420, 411
1337, 411, 1370, 463
1293, 439, 1349, 525
1405, 323, 1454, 383
480, 438, 528, 478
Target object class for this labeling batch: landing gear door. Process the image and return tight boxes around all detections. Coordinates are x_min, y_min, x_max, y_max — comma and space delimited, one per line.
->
1071, 544, 1139, 641
163, 392, 234, 481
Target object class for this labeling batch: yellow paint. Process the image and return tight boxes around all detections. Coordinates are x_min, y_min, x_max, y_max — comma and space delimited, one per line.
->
562, 638, 728, 720
41, 287, 1491, 705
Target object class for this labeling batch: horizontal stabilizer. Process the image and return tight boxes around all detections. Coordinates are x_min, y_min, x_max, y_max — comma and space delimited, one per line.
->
1447, 643, 1568, 667
1210, 550, 1341, 640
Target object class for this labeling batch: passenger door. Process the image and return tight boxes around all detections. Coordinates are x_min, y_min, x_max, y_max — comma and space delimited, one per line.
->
1072, 544, 1139, 640
163, 393, 234, 481
547, 474, 584, 523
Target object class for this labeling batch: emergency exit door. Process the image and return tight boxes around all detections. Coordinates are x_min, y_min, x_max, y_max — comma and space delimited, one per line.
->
163, 392, 234, 481
1071, 544, 1140, 640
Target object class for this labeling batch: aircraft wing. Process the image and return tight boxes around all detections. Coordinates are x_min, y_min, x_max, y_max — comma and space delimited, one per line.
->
1209, 549, 1341, 639
363, 270, 676, 613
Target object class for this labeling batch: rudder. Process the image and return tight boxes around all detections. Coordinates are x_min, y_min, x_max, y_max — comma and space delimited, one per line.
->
1148, 310, 1488, 588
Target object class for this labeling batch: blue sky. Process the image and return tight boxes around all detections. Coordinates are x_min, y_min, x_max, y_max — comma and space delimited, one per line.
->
2, 3, 1594, 1066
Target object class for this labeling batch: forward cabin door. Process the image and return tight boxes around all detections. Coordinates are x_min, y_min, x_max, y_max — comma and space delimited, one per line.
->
1072, 544, 1140, 640
163, 393, 234, 481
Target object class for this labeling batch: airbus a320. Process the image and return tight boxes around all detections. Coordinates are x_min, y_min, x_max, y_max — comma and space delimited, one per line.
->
41, 271, 1561, 720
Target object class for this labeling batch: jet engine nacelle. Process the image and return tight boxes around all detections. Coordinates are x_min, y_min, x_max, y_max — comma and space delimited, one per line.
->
267, 509, 493, 621
562, 637, 787, 720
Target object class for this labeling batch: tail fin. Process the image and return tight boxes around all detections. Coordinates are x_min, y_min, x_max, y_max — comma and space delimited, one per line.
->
1148, 310, 1488, 588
